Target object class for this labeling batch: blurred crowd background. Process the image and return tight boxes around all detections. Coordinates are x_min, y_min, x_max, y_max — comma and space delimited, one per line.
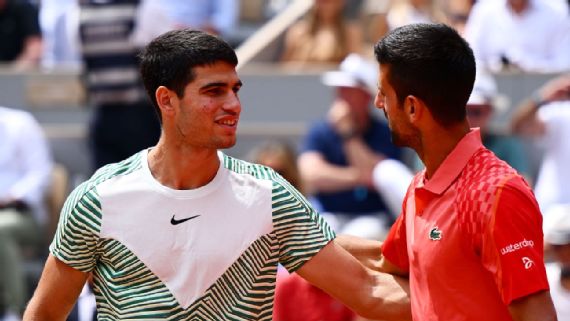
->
0, 0, 569, 320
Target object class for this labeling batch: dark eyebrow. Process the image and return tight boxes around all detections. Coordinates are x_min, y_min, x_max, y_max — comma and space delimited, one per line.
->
200, 80, 243, 91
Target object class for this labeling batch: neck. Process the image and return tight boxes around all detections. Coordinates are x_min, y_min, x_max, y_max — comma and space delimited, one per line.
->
418, 121, 470, 178
509, 1, 530, 15
147, 138, 220, 190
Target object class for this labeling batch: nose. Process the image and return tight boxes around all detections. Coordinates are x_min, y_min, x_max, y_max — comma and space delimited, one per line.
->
374, 93, 385, 110
224, 92, 241, 114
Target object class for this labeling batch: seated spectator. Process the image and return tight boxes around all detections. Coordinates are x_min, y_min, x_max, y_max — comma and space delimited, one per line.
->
248, 140, 303, 192
0, 0, 43, 69
466, 72, 529, 178
39, 0, 80, 68
131, 0, 238, 46
464, 0, 570, 73
543, 205, 570, 321
298, 54, 403, 240
0, 106, 53, 320
386, 0, 446, 30
441, 0, 474, 35
281, 0, 363, 66
360, 0, 391, 44
511, 74, 570, 215
161, 0, 237, 36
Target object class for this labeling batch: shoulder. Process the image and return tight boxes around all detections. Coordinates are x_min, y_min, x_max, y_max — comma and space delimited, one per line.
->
71, 152, 145, 207
222, 153, 285, 186
0, 106, 35, 122
455, 149, 521, 209
461, 148, 518, 185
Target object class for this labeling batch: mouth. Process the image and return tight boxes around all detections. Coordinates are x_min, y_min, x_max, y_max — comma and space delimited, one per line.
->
217, 119, 237, 126
215, 117, 239, 129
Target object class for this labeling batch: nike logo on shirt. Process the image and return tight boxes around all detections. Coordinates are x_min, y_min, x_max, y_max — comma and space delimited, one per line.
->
171, 214, 200, 225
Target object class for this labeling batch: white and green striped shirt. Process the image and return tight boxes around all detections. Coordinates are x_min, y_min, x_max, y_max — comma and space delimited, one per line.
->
50, 150, 334, 320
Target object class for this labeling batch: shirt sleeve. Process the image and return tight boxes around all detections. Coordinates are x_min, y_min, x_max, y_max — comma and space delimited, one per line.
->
20, 2, 42, 38
49, 183, 102, 272
381, 191, 410, 272
381, 212, 410, 272
480, 176, 549, 304
272, 176, 336, 272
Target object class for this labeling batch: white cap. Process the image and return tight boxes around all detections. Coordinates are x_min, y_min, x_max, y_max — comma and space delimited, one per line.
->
321, 54, 378, 96
544, 204, 570, 245
467, 71, 497, 105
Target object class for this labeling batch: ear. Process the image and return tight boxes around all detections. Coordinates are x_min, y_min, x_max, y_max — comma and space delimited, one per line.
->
155, 86, 176, 118
404, 95, 424, 124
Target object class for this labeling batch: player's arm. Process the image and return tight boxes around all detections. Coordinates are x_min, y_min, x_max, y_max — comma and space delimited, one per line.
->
508, 290, 557, 321
296, 240, 412, 321
336, 234, 409, 276
23, 254, 88, 321
482, 178, 557, 321
335, 234, 383, 270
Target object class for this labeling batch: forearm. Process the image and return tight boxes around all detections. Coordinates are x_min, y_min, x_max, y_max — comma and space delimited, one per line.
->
510, 98, 543, 136
335, 234, 383, 270
297, 241, 411, 321
362, 271, 412, 321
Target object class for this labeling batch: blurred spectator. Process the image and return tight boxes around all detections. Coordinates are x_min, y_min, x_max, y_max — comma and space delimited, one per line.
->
280, 0, 363, 65
298, 54, 403, 240
161, 0, 237, 36
386, 0, 446, 30
544, 205, 570, 321
0, 0, 42, 69
464, 0, 570, 73
248, 140, 303, 192
465, 71, 529, 178
39, 0, 80, 68
511, 74, 570, 215
0, 106, 53, 320
360, 0, 391, 44
441, 0, 474, 35
78, 0, 160, 171
131, 0, 237, 46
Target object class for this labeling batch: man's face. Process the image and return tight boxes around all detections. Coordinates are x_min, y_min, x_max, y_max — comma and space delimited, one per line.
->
336, 86, 371, 129
375, 64, 419, 148
173, 61, 242, 150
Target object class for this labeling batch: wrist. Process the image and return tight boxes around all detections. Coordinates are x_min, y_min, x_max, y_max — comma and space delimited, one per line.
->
531, 91, 548, 109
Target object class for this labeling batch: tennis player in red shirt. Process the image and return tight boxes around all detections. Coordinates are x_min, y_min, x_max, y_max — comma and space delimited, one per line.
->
341, 23, 557, 321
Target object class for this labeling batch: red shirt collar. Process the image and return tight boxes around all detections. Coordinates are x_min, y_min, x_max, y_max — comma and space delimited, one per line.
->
421, 128, 484, 195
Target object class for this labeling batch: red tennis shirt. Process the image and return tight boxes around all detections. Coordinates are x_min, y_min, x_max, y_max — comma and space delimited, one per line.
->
382, 129, 549, 321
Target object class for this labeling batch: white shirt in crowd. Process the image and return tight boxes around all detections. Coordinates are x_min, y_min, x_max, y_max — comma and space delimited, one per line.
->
534, 102, 570, 215
465, 0, 570, 73
0, 107, 53, 225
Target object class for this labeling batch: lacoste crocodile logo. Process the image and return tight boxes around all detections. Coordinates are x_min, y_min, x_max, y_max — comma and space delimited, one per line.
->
170, 214, 200, 225
429, 227, 442, 241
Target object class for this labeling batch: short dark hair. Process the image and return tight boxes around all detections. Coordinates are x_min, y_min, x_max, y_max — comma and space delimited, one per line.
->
374, 23, 475, 126
139, 29, 238, 122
